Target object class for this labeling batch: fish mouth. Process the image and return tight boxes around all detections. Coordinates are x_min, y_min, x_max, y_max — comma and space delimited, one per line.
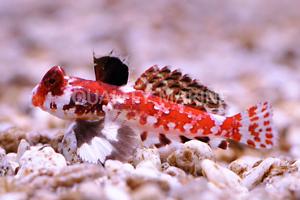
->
32, 94, 42, 107
31, 85, 44, 108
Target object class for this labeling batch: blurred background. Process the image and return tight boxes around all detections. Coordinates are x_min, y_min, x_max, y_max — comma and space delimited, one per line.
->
0, 0, 299, 152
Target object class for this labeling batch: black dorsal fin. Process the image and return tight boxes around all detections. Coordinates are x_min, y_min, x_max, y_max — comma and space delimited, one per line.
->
93, 53, 129, 86
134, 65, 227, 115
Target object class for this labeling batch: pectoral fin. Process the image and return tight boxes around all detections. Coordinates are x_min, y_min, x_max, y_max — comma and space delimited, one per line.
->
73, 119, 140, 164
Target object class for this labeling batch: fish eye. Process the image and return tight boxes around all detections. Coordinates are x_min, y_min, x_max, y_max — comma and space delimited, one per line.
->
48, 78, 56, 85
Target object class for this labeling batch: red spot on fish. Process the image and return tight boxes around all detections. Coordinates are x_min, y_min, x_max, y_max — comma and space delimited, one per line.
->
248, 106, 257, 117
265, 139, 273, 145
266, 127, 272, 132
262, 106, 267, 112
126, 111, 136, 120
139, 115, 147, 125
232, 130, 241, 141
254, 136, 260, 142
247, 139, 255, 147
248, 123, 260, 138
260, 144, 266, 148
235, 113, 242, 121
266, 133, 273, 139
251, 116, 259, 121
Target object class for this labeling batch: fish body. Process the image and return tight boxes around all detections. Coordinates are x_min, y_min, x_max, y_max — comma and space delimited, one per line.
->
32, 55, 277, 164
32, 66, 276, 152
111, 92, 274, 149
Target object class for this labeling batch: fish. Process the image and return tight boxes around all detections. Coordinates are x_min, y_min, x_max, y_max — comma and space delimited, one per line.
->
31, 55, 277, 164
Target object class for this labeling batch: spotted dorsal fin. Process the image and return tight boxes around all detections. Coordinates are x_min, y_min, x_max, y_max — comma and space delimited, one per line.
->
134, 65, 227, 115
93, 54, 129, 86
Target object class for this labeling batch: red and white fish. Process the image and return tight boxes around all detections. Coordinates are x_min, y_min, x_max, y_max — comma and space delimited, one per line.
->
31, 55, 277, 164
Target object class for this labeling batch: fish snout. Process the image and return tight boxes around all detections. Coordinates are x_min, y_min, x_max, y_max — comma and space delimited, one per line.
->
31, 85, 44, 108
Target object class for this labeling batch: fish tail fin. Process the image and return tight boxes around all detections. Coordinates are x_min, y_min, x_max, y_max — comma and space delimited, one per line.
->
221, 102, 277, 149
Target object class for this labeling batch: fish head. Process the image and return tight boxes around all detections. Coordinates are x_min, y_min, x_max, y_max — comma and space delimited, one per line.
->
32, 66, 68, 112
32, 66, 106, 120
32, 66, 66, 107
